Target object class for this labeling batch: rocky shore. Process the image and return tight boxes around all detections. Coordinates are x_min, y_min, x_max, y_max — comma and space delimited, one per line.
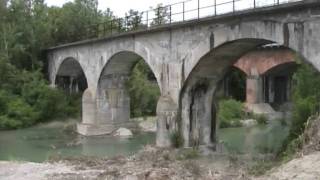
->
2, 145, 320, 180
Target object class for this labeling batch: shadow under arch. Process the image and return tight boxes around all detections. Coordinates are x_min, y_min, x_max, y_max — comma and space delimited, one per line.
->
262, 61, 299, 106
55, 57, 88, 93
95, 50, 161, 128
221, 66, 247, 102
96, 50, 161, 92
262, 61, 298, 76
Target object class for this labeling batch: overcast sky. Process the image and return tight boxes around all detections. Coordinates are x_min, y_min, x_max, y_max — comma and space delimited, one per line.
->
44, 0, 296, 18
45, 0, 183, 17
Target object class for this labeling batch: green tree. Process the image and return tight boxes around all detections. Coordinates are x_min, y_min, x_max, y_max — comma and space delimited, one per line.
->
151, 4, 170, 26
127, 60, 160, 117
49, 0, 107, 42
125, 9, 143, 30
0, 0, 106, 129
289, 63, 320, 139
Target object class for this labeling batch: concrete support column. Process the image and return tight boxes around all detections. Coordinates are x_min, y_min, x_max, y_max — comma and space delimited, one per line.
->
81, 89, 96, 124
77, 74, 134, 136
156, 96, 178, 147
77, 88, 101, 136
96, 74, 130, 125
246, 75, 263, 104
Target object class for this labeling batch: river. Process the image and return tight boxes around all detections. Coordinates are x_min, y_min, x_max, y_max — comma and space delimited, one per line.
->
0, 120, 289, 162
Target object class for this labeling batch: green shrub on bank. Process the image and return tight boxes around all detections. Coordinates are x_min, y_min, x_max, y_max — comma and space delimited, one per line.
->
0, 0, 115, 129
288, 63, 320, 143
279, 63, 320, 157
170, 130, 184, 148
0, 62, 80, 130
176, 148, 199, 160
218, 99, 244, 128
251, 113, 268, 125
127, 60, 160, 118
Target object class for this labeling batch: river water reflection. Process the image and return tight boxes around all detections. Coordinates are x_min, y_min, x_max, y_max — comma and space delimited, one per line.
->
0, 120, 289, 162
0, 122, 155, 162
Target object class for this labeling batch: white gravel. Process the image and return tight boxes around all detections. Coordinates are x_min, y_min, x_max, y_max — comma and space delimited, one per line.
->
260, 152, 320, 180
0, 161, 103, 180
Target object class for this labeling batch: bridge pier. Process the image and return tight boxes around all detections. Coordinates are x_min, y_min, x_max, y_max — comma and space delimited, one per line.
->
246, 73, 264, 105
77, 74, 135, 136
156, 96, 178, 147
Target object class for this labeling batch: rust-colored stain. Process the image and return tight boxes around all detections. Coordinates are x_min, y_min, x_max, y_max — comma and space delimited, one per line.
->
233, 48, 295, 76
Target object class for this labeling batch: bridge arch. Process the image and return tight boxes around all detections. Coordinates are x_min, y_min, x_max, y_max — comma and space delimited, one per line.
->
54, 57, 88, 93
179, 38, 313, 148
233, 48, 296, 76
94, 50, 161, 132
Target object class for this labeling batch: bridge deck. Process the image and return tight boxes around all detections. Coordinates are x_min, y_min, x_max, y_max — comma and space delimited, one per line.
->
47, 0, 318, 51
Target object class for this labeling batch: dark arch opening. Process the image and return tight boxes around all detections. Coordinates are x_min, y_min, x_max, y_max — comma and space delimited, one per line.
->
262, 61, 298, 110
97, 51, 160, 125
55, 58, 88, 93
219, 66, 247, 102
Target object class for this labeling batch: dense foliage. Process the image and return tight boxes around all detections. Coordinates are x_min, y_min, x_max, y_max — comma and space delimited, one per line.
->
277, 62, 320, 158
0, 0, 111, 129
218, 99, 244, 128
0, 59, 80, 129
127, 61, 160, 117
225, 68, 246, 101
0, 0, 166, 129
287, 63, 320, 143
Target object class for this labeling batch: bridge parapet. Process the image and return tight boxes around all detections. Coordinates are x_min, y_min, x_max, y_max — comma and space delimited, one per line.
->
53, 0, 305, 47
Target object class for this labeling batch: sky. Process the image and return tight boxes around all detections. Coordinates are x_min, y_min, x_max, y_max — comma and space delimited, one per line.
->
44, 0, 297, 18
45, 0, 183, 17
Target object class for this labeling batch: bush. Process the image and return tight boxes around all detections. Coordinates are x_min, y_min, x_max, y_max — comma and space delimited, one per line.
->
280, 63, 320, 155
183, 149, 199, 159
288, 64, 320, 142
176, 148, 199, 160
170, 130, 184, 148
0, 68, 81, 129
0, 92, 38, 129
127, 60, 160, 118
253, 114, 268, 125
218, 99, 244, 128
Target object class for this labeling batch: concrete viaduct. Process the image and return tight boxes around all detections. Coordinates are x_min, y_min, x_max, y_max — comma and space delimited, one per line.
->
47, 0, 320, 148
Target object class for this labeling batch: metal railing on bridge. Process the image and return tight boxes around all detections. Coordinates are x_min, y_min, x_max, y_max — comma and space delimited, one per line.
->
62, 0, 303, 45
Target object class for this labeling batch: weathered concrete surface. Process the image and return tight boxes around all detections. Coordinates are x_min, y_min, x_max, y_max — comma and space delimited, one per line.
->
47, 0, 320, 147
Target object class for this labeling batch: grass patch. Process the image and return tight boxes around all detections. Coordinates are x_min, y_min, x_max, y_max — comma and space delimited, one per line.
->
170, 130, 184, 148
176, 148, 199, 160
218, 99, 244, 128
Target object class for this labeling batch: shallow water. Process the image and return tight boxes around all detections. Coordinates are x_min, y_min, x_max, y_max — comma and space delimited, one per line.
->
219, 121, 289, 154
0, 120, 289, 162
0, 122, 155, 162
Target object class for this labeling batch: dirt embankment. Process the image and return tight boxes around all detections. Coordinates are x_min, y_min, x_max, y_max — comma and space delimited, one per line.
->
260, 115, 320, 180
